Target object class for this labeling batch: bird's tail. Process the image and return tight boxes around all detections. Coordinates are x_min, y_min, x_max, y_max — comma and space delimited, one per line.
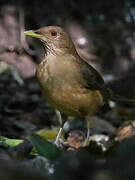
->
103, 87, 135, 106
110, 92, 135, 104
102, 70, 135, 106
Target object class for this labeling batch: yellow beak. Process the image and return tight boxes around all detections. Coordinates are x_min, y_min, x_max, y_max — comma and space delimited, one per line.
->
24, 30, 41, 38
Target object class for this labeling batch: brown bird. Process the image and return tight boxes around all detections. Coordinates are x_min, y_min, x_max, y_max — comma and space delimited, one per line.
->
24, 26, 111, 145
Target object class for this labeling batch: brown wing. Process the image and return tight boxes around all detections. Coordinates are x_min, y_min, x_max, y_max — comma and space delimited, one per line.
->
79, 58, 105, 90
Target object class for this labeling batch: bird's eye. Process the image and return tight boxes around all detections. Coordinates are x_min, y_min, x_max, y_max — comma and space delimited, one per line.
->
50, 31, 57, 37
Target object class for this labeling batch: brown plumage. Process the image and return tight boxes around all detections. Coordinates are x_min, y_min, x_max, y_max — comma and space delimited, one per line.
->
24, 26, 110, 145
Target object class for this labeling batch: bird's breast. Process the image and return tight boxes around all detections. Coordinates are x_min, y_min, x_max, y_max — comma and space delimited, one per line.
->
36, 56, 104, 117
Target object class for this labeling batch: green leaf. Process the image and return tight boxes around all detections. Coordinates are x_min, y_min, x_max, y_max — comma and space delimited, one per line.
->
0, 136, 23, 147
30, 134, 63, 160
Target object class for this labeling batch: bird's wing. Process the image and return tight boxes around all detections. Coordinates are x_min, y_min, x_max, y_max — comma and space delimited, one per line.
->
79, 58, 105, 90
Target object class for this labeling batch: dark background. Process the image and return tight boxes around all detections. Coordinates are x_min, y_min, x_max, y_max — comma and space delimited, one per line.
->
0, 1, 135, 180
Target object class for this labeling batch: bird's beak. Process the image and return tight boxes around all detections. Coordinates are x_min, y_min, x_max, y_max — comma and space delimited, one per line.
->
24, 30, 41, 38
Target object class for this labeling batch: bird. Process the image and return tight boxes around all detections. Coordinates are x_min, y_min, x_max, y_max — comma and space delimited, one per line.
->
24, 26, 133, 145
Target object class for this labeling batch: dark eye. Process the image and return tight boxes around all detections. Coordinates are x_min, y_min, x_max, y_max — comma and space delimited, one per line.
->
51, 31, 57, 37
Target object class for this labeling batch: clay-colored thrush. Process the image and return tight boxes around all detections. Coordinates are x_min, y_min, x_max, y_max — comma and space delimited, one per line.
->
24, 26, 111, 144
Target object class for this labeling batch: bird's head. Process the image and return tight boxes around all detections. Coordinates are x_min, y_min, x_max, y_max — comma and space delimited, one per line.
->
24, 26, 76, 55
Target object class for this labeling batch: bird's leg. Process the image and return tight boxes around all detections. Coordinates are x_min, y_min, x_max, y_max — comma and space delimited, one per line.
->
86, 120, 90, 141
55, 110, 62, 125
55, 112, 67, 146
54, 127, 63, 145
84, 115, 92, 146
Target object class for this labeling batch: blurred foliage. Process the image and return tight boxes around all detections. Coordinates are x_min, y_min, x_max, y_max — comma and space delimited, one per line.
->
0, 136, 23, 147
0, 0, 135, 180
30, 134, 63, 160
37, 127, 64, 140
